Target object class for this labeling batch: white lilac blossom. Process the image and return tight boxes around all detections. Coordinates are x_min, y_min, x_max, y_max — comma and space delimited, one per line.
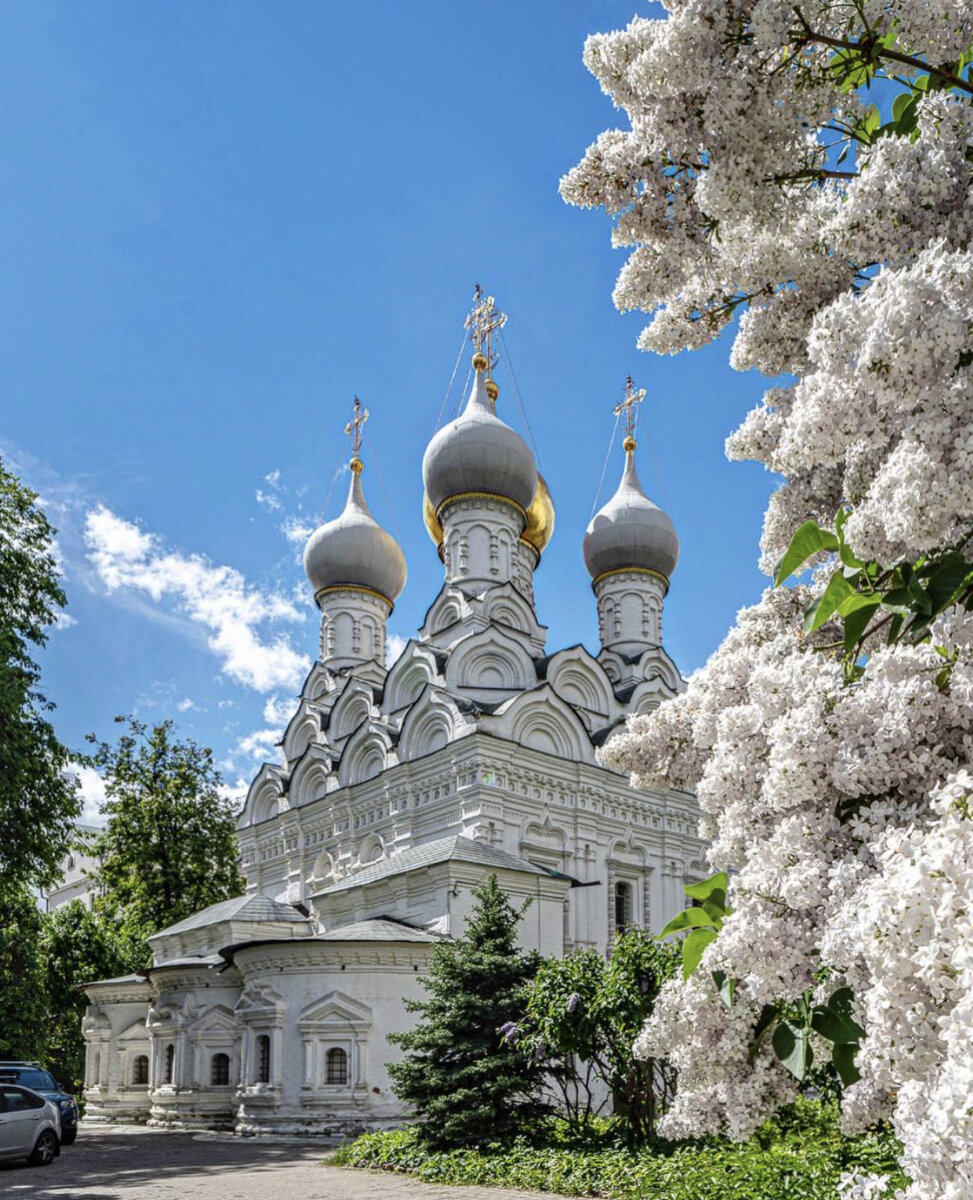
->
564, 3, 973, 1197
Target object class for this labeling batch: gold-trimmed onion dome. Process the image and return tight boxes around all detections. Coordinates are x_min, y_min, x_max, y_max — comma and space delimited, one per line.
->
521, 473, 555, 555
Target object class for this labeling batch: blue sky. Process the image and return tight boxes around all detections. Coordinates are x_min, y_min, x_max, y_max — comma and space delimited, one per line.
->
1, 1, 779, 814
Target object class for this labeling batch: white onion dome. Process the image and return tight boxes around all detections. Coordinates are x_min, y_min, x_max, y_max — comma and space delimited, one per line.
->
583, 444, 679, 583
422, 367, 537, 515
304, 463, 407, 606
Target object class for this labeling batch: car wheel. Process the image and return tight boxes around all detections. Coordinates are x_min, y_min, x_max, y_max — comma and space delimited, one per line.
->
61, 1128, 77, 1146
28, 1130, 58, 1166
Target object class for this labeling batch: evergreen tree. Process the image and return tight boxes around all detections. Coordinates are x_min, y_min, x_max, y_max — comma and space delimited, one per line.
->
0, 457, 79, 900
88, 716, 245, 962
388, 874, 545, 1148
41, 902, 136, 1092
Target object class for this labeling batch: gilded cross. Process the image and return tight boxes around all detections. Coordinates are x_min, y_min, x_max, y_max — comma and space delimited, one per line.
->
344, 396, 369, 463
613, 376, 645, 446
464, 283, 508, 371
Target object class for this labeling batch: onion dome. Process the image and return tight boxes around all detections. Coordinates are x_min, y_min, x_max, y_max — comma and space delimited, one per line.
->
422, 366, 537, 515
521, 473, 555, 555
584, 442, 679, 584
304, 460, 407, 607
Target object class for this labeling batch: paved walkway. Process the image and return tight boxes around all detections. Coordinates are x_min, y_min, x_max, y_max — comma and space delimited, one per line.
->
0, 1125, 561, 1200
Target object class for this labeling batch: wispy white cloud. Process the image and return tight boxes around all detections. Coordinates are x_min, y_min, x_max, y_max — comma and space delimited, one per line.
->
264, 469, 281, 488
84, 505, 310, 693
71, 763, 107, 825
255, 489, 283, 512
386, 632, 408, 665
234, 727, 282, 761
176, 697, 198, 712
53, 610, 78, 630
262, 693, 294, 727
281, 515, 315, 545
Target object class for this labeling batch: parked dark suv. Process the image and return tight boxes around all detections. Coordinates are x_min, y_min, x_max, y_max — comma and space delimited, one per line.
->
0, 1064, 77, 1145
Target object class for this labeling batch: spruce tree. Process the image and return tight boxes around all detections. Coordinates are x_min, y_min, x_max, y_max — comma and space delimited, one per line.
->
388, 874, 545, 1148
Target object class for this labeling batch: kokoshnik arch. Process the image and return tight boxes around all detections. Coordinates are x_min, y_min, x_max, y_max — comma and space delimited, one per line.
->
81, 290, 706, 1135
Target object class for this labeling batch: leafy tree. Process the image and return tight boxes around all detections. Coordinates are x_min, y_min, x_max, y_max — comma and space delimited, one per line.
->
0, 888, 48, 1060
88, 717, 244, 961
0, 457, 79, 898
522, 930, 678, 1143
41, 902, 136, 1093
388, 874, 546, 1148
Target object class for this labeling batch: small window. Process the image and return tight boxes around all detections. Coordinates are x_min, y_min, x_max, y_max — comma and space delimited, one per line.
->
1, 1087, 45, 1112
325, 1047, 348, 1086
164, 1044, 175, 1085
132, 1055, 149, 1086
256, 1035, 271, 1084
210, 1053, 230, 1086
614, 881, 633, 933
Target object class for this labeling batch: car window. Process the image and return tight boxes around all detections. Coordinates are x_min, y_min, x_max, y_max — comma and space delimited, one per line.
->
0, 1086, 45, 1112
0, 1069, 56, 1090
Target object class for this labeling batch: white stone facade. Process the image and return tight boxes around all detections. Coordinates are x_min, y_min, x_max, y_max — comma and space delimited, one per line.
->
83, 337, 706, 1136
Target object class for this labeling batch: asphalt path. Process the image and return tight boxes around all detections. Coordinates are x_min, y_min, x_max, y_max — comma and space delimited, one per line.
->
0, 1124, 560, 1200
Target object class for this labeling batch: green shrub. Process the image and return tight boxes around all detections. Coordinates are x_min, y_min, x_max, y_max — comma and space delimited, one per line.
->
329, 1099, 907, 1199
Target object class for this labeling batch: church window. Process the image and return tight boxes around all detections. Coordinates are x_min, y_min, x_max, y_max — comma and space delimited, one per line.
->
325, 1047, 348, 1085
614, 881, 633, 933
132, 1055, 149, 1086
256, 1035, 271, 1083
210, 1053, 230, 1086
163, 1044, 175, 1084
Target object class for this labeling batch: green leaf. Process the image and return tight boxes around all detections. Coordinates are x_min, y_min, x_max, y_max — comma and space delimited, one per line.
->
712, 970, 736, 1008
922, 557, 973, 612
681, 928, 718, 979
774, 521, 839, 586
811, 987, 864, 1045
683, 872, 729, 908
658, 908, 719, 939
842, 595, 881, 653
772, 1019, 813, 1081
748, 1003, 779, 1062
803, 571, 855, 634
832, 1041, 861, 1086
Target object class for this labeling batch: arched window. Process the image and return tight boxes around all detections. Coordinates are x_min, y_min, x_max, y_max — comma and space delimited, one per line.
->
256, 1035, 271, 1084
163, 1044, 175, 1085
325, 1047, 348, 1086
210, 1053, 230, 1086
614, 881, 633, 933
132, 1055, 149, 1086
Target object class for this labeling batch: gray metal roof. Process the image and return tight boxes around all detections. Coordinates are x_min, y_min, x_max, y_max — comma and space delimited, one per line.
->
149, 894, 310, 939
146, 955, 223, 972
311, 835, 548, 896
315, 918, 439, 943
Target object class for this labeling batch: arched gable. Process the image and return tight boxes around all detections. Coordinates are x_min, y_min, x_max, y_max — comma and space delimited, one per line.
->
635, 647, 683, 696
545, 646, 619, 727
337, 722, 393, 788
397, 685, 469, 762
357, 832, 384, 866
309, 849, 335, 886
597, 649, 626, 687
445, 627, 537, 701
300, 662, 338, 704
489, 685, 595, 764
281, 701, 324, 765
287, 743, 335, 808
480, 582, 543, 640
327, 678, 376, 743
240, 764, 285, 828
420, 588, 472, 639
382, 642, 443, 715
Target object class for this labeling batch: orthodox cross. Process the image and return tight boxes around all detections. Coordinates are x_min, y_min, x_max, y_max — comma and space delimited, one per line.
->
614, 375, 645, 448
344, 396, 369, 468
465, 283, 507, 372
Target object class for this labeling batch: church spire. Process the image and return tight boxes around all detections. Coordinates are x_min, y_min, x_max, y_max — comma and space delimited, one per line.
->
465, 284, 506, 409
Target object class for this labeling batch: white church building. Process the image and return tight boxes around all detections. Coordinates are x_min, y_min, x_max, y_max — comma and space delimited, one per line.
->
82, 294, 706, 1135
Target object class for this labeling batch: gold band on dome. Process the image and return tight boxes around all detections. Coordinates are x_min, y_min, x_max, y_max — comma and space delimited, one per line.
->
315, 583, 395, 611
591, 565, 670, 595
435, 491, 528, 523
518, 537, 540, 557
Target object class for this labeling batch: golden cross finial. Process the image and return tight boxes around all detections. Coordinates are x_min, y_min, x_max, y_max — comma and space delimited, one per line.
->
465, 283, 507, 374
344, 396, 369, 472
614, 376, 645, 450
